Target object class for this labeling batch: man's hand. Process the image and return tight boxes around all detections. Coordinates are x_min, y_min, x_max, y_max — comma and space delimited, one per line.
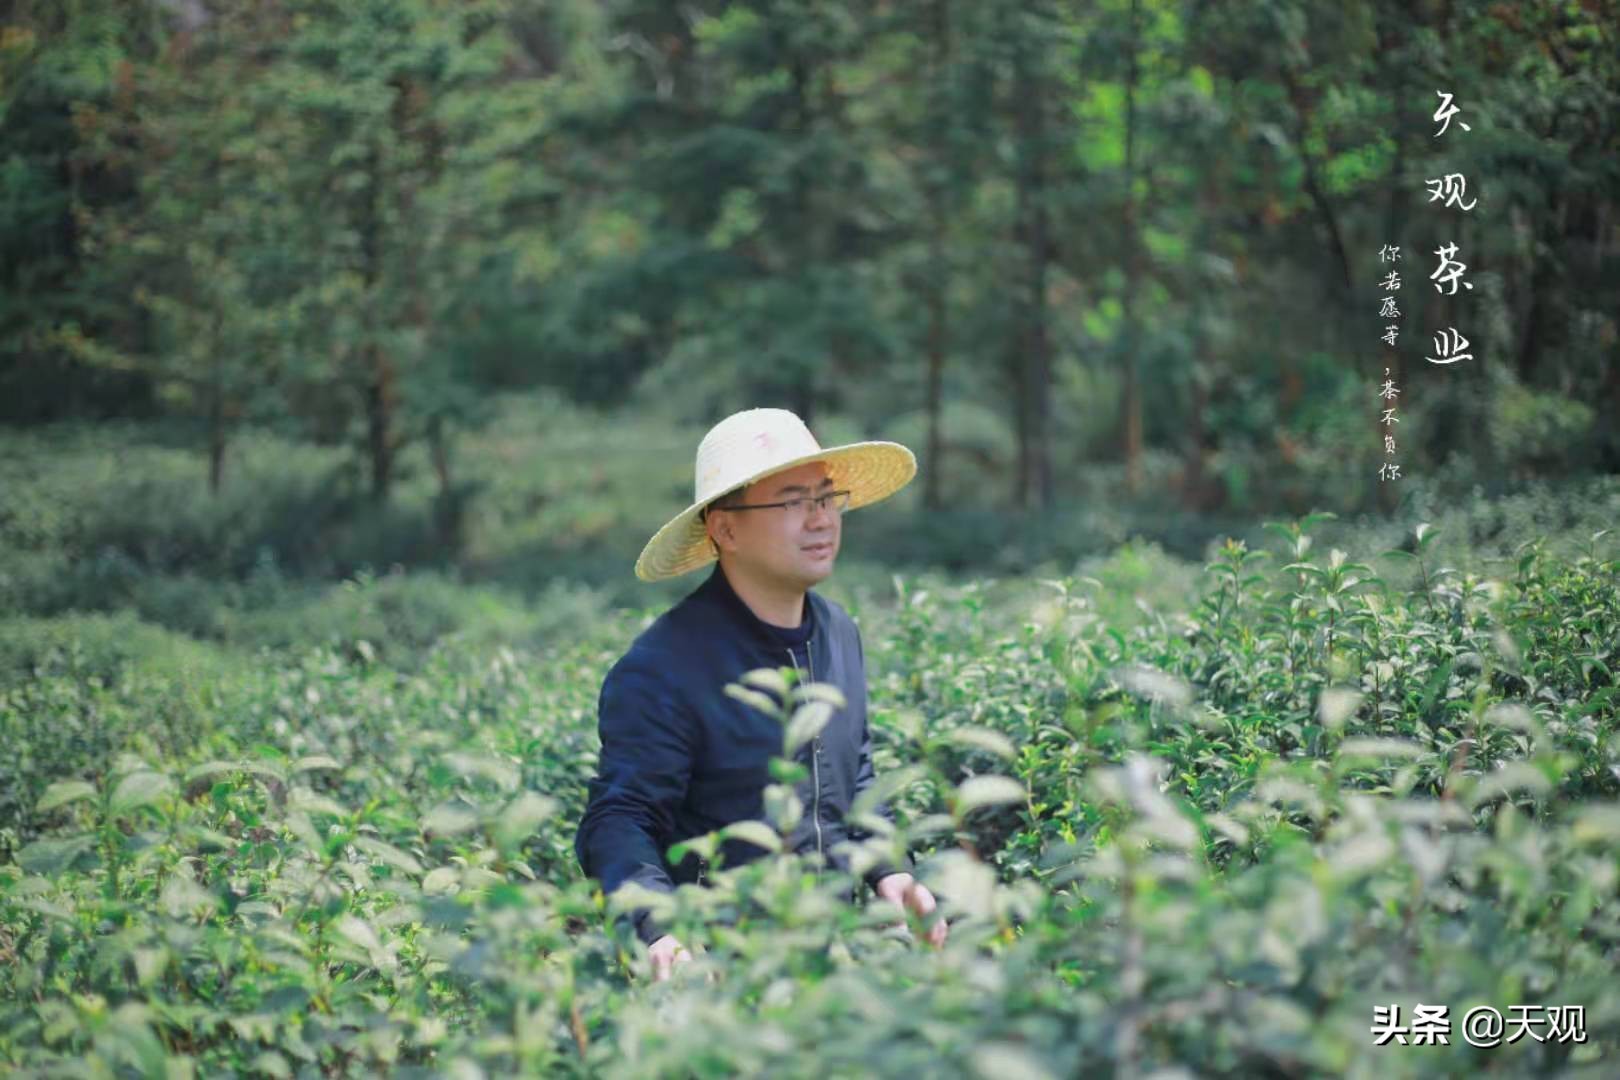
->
873, 873, 948, 947
648, 933, 692, 982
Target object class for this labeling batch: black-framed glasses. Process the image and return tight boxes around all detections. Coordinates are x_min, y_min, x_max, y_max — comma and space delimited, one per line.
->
711, 489, 852, 519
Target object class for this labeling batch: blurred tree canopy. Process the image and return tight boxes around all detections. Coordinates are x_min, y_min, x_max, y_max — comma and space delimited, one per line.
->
2, 0, 1616, 513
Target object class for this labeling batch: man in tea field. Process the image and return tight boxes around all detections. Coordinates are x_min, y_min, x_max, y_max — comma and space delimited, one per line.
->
575, 407, 948, 982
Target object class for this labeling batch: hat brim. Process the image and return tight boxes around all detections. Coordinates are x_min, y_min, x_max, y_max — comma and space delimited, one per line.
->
634, 441, 917, 582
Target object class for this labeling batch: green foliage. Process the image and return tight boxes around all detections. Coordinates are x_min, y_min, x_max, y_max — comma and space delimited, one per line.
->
7, 0, 1618, 504
3, 516, 1617, 1075
0, 611, 230, 687
0, 0, 168, 421
6, 406, 1620, 682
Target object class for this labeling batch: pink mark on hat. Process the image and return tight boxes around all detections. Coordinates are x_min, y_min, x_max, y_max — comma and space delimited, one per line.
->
752, 431, 774, 452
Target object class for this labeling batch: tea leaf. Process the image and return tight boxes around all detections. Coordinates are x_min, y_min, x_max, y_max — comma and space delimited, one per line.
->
954, 775, 1026, 816
353, 836, 424, 877
722, 820, 782, 853
36, 780, 97, 814
785, 701, 834, 758
423, 802, 480, 837
110, 771, 173, 816
334, 914, 381, 953
492, 791, 560, 854
725, 684, 783, 719
739, 668, 790, 698
17, 834, 96, 877
946, 727, 1019, 761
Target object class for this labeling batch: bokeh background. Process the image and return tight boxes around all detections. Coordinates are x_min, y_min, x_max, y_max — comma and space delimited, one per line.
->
2, 0, 1617, 665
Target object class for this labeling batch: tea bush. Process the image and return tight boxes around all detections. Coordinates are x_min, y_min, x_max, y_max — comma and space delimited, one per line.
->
2, 518, 1617, 1077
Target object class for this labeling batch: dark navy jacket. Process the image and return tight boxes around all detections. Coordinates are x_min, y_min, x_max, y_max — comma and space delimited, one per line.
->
574, 562, 914, 946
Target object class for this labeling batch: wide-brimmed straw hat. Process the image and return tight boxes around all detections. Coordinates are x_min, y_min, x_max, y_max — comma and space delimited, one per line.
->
634, 407, 916, 582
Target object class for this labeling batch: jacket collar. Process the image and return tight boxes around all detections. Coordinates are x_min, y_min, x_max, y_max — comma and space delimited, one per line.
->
696, 561, 824, 648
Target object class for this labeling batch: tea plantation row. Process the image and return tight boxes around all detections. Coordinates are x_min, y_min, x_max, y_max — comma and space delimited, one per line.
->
2, 521, 1617, 1077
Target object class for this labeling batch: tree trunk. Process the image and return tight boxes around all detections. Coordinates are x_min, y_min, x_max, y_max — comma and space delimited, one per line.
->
208, 383, 225, 495
788, 46, 817, 426
1180, 62, 1226, 514
1023, 34, 1053, 510
1184, 364, 1211, 511
207, 312, 226, 495
428, 414, 462, 552
1008, 24, 1031, 508
356, 136, 396, 503
1005, 13, 1053, 509
429, 414, 452, 502
366, 348, 396, 502
1516, 223, 1550, 385
1280, 65, 1354, 296
1121, 0, 1143, 495
922, 0, 951, 512
794, 381, 815, 430
1603, 343, 1620, 473
924, 231, 947, 510
1011, 339, 1031, 509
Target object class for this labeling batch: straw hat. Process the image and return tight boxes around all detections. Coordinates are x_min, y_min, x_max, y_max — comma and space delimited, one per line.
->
634, 408, 916, 582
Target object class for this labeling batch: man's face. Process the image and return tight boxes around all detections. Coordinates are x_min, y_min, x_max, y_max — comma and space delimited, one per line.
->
707, 460, 841, 590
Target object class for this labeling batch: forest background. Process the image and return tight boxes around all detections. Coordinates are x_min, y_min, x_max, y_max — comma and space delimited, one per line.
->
3, 0, 1616, 662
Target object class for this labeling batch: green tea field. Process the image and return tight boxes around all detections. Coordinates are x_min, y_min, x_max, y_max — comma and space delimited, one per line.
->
4, 517, 1617, 1078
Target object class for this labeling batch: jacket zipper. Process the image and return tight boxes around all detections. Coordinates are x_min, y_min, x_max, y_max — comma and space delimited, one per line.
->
786, 646, 823, 865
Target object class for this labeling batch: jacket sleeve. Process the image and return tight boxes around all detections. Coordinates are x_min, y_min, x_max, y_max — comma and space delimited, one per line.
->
846, 624, 916, 894
574, 650, 698, 948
